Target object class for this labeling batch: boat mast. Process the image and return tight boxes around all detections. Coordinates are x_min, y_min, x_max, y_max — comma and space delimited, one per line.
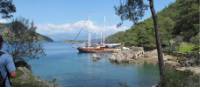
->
87, 18, 91, 47
100, 16, 106, 46
103, 16, 106, 45
100, 30, 103, 45
88, 32, 91, 47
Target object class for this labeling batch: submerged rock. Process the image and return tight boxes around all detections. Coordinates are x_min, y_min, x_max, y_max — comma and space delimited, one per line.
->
91, 54, 101, 62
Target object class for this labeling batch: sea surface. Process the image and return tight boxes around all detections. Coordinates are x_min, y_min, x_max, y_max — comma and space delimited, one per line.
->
28, 42, 159, 87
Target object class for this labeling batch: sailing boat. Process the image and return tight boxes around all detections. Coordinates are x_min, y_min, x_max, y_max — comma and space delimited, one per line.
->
77, 17, 120, 53
77, 30, 118, 53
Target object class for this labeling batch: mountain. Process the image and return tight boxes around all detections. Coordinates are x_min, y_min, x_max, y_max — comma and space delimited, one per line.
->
36, 33, 54, 42
106, 0, 199, 51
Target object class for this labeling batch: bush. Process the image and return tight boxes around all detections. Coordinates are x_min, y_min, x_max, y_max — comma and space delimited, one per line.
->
178, 42, 195, 53
163, 67, 200, 87
2, 18, 45, 63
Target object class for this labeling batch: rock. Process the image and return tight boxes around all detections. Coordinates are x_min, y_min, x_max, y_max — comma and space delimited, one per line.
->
91, 54, 101, 62
11, 67, 56, 87
164, 55, 177, 61
176, 67, 200, 75
15, 60, 31, 70
165, 61, 181, 68
17, 67, 32, 82
109, 48, 182, 66
144, 49, 165, 59
109, 46, 144, 63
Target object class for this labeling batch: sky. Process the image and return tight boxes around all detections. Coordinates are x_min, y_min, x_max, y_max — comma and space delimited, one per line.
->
1, 0, 175, 41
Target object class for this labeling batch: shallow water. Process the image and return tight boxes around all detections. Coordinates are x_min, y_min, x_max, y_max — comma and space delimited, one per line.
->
28, 42, 159, 87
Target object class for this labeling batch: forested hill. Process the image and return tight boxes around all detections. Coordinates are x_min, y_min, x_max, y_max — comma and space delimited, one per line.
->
0, 23, 53, 42
36, 33, 54, 42
107, 0, 199, 51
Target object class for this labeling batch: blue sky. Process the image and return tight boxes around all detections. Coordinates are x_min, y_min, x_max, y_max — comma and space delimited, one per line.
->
11, 0, 175, 41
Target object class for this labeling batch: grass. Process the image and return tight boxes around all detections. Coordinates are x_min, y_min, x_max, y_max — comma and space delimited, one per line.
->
178, 42, 195, 53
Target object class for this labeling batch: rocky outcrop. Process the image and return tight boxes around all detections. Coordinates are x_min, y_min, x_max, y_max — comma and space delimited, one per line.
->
176, 67, 200, 75
109, 46, 200, 87
11, 67, 56, 87
109, 47, 180, 66
109, 46, 144, 63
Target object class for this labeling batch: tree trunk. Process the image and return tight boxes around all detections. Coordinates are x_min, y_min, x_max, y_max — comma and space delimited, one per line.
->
149, 0, 165, 86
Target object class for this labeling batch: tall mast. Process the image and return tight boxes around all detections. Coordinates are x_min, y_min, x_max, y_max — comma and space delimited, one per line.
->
88, 32, 91, 47
103, 16, 106, 45
87, 18, 91, 47
100, 30, 103, 45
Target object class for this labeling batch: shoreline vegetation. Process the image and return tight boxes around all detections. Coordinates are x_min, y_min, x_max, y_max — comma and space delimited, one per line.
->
11, 67, 56, 87
106, 0, 199, 86
106, 46, 200, 87
0, 21, 55, 86
0, 0, 198, 87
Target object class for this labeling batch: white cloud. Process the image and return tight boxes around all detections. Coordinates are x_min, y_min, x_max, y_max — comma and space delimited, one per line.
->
36, 20, 129, 40
0, 19, 11, 23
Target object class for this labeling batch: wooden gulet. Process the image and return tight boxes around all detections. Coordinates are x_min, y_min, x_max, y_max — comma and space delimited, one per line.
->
77, 17, 119, 53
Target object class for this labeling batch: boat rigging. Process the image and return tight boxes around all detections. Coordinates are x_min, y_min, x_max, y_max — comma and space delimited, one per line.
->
73, 17, 121, 53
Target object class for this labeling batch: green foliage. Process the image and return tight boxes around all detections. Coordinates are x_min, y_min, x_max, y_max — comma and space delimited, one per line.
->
106, 31, 125, 43
2, 18, 45, 62
0, 0, 16, 18
172, 0, 199, 41
178, 42, 195, 53
191, 32, 200, 45
163, 67, 200, 87
115, 0, 147, 24
10, 67, 55, 87
107, 0, 199, 51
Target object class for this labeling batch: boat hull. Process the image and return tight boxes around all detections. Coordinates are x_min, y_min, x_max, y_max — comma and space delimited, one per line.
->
77, 47, 116, 53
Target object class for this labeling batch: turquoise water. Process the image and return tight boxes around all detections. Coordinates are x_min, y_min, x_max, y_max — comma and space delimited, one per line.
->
28, 42, 159, 87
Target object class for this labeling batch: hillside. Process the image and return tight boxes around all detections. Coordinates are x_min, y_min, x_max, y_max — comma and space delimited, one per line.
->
36, 33, 54, 42
0, 23, 53, 42
107, 0, 199, 52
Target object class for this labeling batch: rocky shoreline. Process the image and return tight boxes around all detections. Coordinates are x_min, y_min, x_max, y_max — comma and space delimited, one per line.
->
11, 67, 56, 87
108, 46, 200, 86
109, 46, 199, 75
109, 47, 177, 65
